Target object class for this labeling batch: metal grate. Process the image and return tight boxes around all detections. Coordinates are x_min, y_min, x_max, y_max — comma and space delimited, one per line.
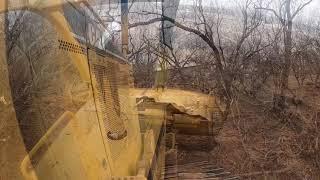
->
58, 39, 86, 55
88, 49, 136, 161
92, 63, 127, 140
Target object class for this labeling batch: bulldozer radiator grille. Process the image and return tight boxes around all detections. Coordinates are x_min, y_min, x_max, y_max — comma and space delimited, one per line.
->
88, 49, 137, 162
90, 56, 131, 161
92, 63, 126, 137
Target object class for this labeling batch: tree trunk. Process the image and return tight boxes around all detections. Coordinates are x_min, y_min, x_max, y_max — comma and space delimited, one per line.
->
276, 0, 293, 109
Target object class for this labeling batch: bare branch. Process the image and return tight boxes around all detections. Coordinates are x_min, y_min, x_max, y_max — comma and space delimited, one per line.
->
292, 0, 313, 18
255, 7, 284, 24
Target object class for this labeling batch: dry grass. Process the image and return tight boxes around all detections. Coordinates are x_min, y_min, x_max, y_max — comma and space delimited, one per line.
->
209, 81, 320, 179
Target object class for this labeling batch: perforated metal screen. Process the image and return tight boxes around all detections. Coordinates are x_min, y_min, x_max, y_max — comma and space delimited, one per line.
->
92, 63, 126, 137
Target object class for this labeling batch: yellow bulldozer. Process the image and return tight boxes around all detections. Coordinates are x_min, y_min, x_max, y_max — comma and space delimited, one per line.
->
0, 1, 217, 179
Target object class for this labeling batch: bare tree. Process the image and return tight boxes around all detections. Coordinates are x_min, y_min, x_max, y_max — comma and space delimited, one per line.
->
129, 0, 270, 133
256, 0, 313, 108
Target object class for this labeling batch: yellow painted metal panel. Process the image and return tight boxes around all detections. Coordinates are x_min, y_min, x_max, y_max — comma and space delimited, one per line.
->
133, 88, 216, 120
20, 109, 112, 180
0, 1, 166, 179
88, 49, 143, 177
0, 7, 29, 179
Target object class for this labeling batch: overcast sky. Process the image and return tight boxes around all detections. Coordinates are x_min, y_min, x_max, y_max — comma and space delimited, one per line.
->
305, 0, 320, 19
180, 0, 320, 19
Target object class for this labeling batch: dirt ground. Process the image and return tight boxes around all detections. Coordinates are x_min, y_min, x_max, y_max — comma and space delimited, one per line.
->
210, 81, 320, 179
174, 78, 320, 179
